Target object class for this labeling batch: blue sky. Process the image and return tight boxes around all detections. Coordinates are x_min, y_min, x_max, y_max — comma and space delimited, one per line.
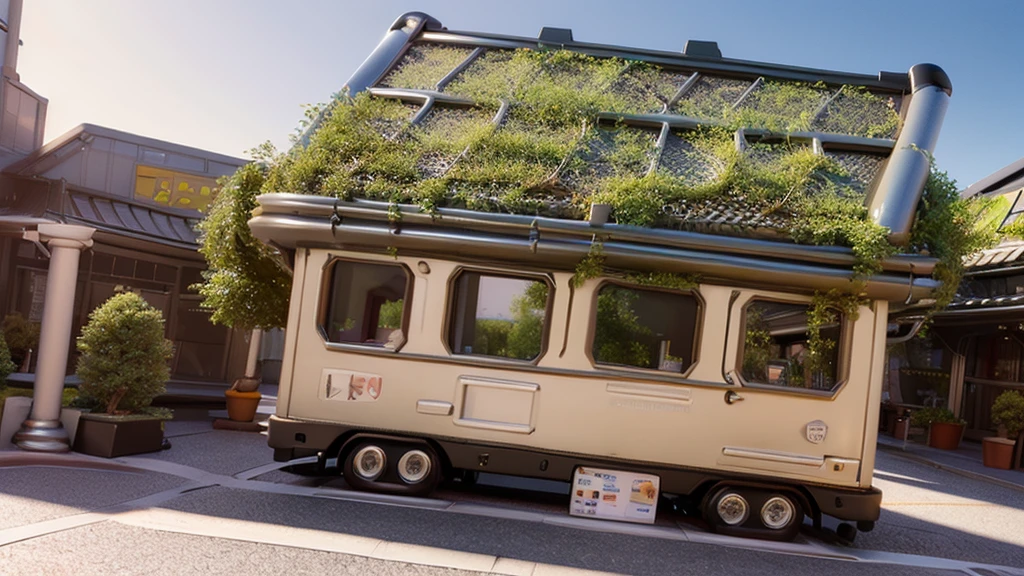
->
19, 0, 1023, 189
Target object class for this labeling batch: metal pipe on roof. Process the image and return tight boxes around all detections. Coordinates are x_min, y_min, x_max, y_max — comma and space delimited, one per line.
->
253, 194, 937, 275
248, 207, 938, 303
866, 64, 952, 245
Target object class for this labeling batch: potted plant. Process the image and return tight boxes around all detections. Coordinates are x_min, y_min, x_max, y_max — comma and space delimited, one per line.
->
2, 313, 40, 372
910, 407, 966, 450
986, 391, 1024, 470
72, 292, 174, 458
0, 330, 15, 386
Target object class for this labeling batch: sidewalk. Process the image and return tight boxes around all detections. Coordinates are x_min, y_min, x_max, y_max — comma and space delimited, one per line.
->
876, 433, 1024, 493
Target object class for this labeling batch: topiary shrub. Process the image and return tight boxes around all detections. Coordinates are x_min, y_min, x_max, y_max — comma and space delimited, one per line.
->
76, 293, 174, 415
2, 313, 40, 370
992, 391, 1024, 439
0, 331, 15, 387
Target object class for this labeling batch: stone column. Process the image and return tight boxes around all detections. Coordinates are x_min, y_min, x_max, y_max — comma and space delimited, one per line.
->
14, 223, 94, 452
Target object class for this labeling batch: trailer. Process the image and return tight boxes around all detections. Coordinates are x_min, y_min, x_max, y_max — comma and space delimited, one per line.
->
249, 12, 953, 541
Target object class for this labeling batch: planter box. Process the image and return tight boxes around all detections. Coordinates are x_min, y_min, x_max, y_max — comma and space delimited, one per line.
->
73, 414, 165, 458
927, 422, 964, 450
982, 437, 1016, 470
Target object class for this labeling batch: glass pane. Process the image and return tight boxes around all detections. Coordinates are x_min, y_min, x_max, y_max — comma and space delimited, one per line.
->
742, 300, 841, 391
322, 261, 408, 348
449, 273, 548, 361
592, 285, 699, 373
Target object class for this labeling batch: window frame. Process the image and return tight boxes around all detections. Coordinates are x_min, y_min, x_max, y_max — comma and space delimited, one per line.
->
316, 255, 414, 353
585, 279, 704, 379
442, 266, 555, 366
735, 295, 852, 397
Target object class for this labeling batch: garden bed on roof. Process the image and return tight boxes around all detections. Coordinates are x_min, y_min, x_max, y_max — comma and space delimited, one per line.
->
270, 46, 902, 242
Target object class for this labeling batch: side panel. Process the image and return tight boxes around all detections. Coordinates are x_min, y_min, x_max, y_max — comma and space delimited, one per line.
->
858, 299, 889, 486
281, 249, 877, 490
274, 247, 307, 418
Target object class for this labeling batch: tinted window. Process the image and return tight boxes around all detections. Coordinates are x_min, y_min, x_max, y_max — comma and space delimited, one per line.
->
592, 285, 699, 374
741, 300, 842, 391
322, 260, 409, 348
449, 272, 549, 361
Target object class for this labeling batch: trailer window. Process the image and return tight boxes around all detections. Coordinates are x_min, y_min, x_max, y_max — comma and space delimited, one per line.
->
448, 272, 549, 361
741, 300, 841, 391
592, 285, 699, 374
322, 260, 409, 349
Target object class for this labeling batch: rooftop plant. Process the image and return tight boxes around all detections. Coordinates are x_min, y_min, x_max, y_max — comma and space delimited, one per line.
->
197, 47, 995, 331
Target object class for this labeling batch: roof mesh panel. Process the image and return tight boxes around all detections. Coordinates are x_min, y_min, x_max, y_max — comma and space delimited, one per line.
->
672, 76, 752, 119
377, 43, 475, 90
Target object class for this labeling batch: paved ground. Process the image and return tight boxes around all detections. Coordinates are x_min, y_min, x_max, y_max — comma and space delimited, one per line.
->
1, 413, 1022, 575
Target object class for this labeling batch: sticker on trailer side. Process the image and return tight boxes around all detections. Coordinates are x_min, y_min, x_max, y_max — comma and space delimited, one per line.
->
570, 466, 660, 524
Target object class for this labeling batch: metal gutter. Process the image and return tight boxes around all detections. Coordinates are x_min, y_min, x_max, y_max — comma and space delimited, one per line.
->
255, 194, 937, 276
249, 195, 939, 304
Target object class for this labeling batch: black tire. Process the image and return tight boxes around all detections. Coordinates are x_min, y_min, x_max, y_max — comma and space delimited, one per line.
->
757, 493, 802, 541
703, 485, 803, 542
703, 487, 751, 531
341, 439, 441, 497
394, 445, 442, 497
837, 522, 857, 544
342, 441, 388, 493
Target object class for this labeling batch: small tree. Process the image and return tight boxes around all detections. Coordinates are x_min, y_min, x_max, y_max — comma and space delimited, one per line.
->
195, 161, 292, 331
76, 293, 174, 415
0, 331, 15, 387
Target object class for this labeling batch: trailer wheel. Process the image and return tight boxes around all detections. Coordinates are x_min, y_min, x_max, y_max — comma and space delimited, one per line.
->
757, 493, 801, 540
703, 485, 803, 541
395, 445, 441, 496
704, 487, 751, 529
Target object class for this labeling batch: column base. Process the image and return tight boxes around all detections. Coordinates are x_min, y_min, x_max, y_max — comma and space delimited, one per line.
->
14, 419, 71, 453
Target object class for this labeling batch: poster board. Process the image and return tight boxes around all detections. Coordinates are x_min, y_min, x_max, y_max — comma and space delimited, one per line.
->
570, 466, 660, 524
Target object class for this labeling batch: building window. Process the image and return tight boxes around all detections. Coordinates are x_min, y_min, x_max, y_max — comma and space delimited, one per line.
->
741, 300, 842, 392
448, 272, 549, 361
592, 284, 700, 374
134, 165, 220, 213
321, 260, 410, 349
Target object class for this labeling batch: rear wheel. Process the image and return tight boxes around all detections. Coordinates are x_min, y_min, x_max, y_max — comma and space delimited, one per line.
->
341, 437, 441, 497
703, 485, 803, 541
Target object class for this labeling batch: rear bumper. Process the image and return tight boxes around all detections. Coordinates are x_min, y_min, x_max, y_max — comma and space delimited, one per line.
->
267, 414, 881, 522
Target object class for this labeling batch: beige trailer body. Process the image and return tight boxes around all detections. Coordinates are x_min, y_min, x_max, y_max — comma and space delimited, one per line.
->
252, 11, 954, 538
270, 246, 888, 501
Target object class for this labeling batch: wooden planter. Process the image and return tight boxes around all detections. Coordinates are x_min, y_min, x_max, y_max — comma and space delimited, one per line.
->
73, 414, 165, 458
982, 437, 1016, 470
927, 422, 964, 450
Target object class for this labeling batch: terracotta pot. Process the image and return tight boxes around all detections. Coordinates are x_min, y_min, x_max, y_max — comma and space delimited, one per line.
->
927, 422, 964, 450
982, 437, 1016, 470
225, 389, 261, 422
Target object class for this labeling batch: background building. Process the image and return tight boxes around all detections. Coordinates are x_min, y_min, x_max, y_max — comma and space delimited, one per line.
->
0, 0, 258, 408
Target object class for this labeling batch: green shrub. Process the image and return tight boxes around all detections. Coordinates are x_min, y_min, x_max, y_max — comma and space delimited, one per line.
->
76, 293, 174, 415
0, 331, 15, 386
992, 391, 1024, 438
2, 313, 40, 367
910, 407, 965, 428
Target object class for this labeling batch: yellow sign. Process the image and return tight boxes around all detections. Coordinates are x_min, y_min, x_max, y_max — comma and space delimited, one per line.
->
134, 165, 219, 212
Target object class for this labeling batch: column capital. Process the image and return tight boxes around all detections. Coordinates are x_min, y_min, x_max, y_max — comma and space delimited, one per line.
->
34, 223, 96, 250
